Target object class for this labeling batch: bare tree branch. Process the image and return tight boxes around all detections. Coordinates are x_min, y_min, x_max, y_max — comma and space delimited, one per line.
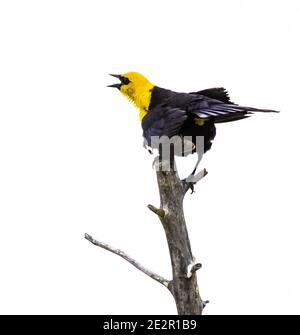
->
153, 158, 204, 314
84, 233, 170, 288
147, 204, 165, 218
85, 155, 208, 314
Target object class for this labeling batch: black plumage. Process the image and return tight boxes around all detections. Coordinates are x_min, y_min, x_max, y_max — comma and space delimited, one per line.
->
143, 86, 278, 155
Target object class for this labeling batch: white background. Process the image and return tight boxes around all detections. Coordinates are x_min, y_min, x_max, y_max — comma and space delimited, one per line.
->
0, 0, 299, 315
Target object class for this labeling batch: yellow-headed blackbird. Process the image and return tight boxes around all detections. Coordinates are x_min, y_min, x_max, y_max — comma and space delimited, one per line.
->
108, 72, 278, 181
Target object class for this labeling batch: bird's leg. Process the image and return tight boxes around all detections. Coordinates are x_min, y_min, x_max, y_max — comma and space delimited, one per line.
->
191, 156, 202, 176
182, 153, 205, 193
143, 139, 153, 154
182, 168, 208, 194
182, 177, 196, 194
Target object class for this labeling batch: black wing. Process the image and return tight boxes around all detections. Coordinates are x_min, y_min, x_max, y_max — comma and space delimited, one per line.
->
142, 104, 187, 146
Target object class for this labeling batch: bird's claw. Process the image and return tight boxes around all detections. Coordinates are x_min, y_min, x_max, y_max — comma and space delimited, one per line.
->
182, 179, 196, 194
182, 169, 208, 194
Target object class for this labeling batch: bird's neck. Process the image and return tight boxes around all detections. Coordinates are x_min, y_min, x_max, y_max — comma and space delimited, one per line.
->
139, 109, 148, 121
132, 83, 154, 121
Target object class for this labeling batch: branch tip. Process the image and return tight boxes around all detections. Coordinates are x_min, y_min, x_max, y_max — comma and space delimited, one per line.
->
192, 263, 202, 272
147, 204, 165, 218
187, 262, 202, 278
85, 233, 95, 243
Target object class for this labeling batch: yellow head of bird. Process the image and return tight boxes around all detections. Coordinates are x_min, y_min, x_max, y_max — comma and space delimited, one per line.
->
108, 72, 154, 114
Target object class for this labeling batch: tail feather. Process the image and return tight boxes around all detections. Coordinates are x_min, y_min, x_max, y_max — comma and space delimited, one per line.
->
236, 105, 280, 113
206, 104, 279, 123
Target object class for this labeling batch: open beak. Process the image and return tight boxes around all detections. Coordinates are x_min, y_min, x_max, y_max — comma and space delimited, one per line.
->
107, 74, 122, 89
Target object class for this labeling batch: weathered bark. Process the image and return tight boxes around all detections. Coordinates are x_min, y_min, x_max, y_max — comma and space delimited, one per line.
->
150, 159, 204, 315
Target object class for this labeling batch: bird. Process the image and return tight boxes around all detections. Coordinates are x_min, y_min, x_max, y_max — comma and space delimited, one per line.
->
108, 72, 278, 189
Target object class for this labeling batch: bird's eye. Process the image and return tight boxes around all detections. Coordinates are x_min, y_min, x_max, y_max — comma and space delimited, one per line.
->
121, 77, 130, 85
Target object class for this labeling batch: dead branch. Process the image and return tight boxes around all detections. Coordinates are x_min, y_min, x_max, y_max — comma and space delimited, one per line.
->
85, 155, 207, 315
84, 233, 170, 288
151, 158, 207, 314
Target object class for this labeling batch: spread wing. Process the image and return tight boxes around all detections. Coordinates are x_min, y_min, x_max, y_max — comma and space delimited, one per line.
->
142, 104, 187, 146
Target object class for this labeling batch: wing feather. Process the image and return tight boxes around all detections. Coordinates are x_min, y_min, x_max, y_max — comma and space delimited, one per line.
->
142, 105, 187, 146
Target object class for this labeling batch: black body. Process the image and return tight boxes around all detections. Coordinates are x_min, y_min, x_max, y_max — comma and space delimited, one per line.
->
142, 86, 277, 153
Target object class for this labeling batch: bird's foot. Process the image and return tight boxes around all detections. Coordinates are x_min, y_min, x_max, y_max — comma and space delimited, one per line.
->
182, 168, 208, 194
182, 180, 196, 194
